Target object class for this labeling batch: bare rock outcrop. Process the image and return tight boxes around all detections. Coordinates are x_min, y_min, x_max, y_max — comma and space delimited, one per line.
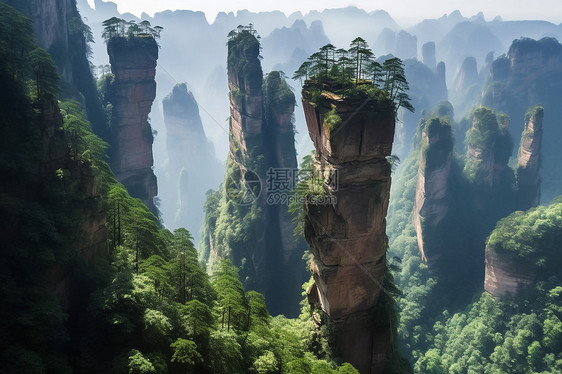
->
484, 251, 535, 298
413, 118, 453, 262
302, 93, 395, 373
161, 83, 222, 237
107, 36, 159, 213
421, 41, 437, 69
204, 28, 307, 317
453, 56, 478, 93
516, 106, 543, 209
482, 37, 562, 201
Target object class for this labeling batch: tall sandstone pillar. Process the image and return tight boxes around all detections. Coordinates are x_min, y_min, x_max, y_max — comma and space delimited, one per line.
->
516, 106, 543, 209
302, 93, 395, 373
205, 28, 306, 317
485, 106, 544, 298
107, 37, 159, 213
412, 119, 453, 263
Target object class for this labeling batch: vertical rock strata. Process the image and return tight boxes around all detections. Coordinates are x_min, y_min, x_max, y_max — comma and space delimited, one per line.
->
464, 107, 512, 190
161, 83, 222, 235
413, 119, 453, 262
484, 106, 544, 297
206, 29, 306, 316
263, 71, 300, 264
107, 37, 159, 213
482, 37, 562, 201
302, 94, 395, 373
484, 251, 535, 298
227, 31, 264, 157
421, 41, 437, 69
516, 106, 543, 209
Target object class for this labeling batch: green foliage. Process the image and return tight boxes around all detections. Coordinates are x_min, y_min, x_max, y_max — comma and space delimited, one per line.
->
295, 38, 413, 115
202, 158, 266, 290
288, 151, 330, 238
0, 6, 102, 372
486, 200, 562, 275
102, 17, 163, 44
410, 288, 562, 374
419, 117, 453, 171
466, 107, 499, 150
388, 127, 562, 374
170, 338, 202, 366
227, 24, 262, 86
323, 104, 342, 130
263, 70, 295, 109
463, 107, 514, 184
525, 105, 544, 124
29, 47, 61, 98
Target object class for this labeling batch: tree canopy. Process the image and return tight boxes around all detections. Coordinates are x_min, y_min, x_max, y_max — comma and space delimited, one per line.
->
101, 18, 163, 44
293, 39, 414, 115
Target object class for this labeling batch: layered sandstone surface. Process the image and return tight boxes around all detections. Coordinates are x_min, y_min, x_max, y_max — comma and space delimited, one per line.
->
161, 83, 222, 235
302, 93, 395, 373
516, 106, 543, 209
412, 119, 453, 262
205, 29, 306, 317
484, 251, 535, 298
107, 37, 159, 213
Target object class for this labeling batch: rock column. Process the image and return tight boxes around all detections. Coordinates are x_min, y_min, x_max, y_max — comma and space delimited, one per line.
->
302, 94, 395, 374
107, 37, 159, 213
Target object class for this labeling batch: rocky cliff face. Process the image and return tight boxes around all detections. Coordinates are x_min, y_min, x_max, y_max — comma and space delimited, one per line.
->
483, 106, 544, 297
421, 41, 437, 69
5, 0, 73, 81
204, 29, 306, 317
482, 37, 562, 202
464, 107, 513, 190
227, 31, 264, 156
161, 83, 222, 238
107, 37, 159, 213
3, 0, 108, 138
302, 93, 395, 373
453, 56, 478, 93
394, 30, 417, 59
516, 106, 543, 209
484, 251, 535, 298
413, 118, 453, 262
394, 59, 448, 159
263, 71, 299, 264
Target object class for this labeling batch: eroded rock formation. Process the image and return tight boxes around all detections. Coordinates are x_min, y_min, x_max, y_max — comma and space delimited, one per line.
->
453, 56, 478, 93
464, 107, 513, 190
421, 41, 437, 69
302, 93, 395, 373
5, 0, 108, 138
484, 251, 535, 298
516, 106, 543, 209
107, 36, 159, 213
394, 59, 447, 159
484, 106, 544, 297
482, 37, 562, 201
161, 83, 222, 238
413, 118, 453, 262
204, 29, 307, 316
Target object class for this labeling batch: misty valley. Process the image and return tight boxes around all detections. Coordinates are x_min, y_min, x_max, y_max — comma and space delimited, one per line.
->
1, 0, 562, 373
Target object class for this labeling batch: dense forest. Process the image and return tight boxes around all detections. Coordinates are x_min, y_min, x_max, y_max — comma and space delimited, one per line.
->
0, 3, 358, 373
2, 0, 562, 373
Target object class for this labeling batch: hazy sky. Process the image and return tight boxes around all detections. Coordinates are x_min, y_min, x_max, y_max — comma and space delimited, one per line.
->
87, 0, 562, 25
